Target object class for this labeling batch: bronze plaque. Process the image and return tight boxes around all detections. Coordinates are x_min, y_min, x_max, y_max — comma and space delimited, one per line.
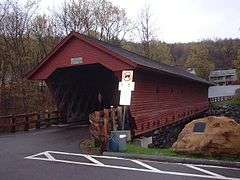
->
193, 122, 206, 133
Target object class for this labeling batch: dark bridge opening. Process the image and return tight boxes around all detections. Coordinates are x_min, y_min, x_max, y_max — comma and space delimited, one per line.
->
47, 63, 119, 123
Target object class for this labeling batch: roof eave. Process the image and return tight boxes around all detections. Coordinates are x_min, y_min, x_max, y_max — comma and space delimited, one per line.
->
136, 64, 213, 86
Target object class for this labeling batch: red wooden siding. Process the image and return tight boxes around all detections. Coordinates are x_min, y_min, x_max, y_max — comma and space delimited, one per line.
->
130, 70, 209, 136
30, 36, 133, 80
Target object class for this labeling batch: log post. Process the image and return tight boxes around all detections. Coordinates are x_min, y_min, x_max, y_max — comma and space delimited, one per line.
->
36, 113, 41, 129
117, 106, 123, 129
111, 107, 117, 131
24, 115, 29, 131
102, 109, 110, 151
10, 115, 16, 133
45, 110, 51, 127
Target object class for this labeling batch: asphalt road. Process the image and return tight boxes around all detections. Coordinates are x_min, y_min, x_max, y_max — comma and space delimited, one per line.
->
0, 125, 239, 180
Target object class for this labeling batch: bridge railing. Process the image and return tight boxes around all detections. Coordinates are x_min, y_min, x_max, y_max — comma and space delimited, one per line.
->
0, 110, 61, 133
208, 96, 233, 103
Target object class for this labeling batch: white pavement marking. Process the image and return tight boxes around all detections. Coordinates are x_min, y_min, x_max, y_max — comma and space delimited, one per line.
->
84, 155, 104, 165
185, 164, 226, 179
44, 152, 55, 161
194, 164, 240, 170
25, 151, 240, 180
47, 151, 104, 165
25, 151, 51, 160
130, 159, 162, 172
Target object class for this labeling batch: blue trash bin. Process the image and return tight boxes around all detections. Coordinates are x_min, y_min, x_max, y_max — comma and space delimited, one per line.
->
109, 134, 119, 152
108, 131, 127, 152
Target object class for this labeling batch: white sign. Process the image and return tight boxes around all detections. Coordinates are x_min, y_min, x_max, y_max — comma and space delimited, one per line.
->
119, 91, 132, 105
71, 57, 83, 65
118, 82, 135, 91
122, 70, 133, 82
119, 70, 135, 106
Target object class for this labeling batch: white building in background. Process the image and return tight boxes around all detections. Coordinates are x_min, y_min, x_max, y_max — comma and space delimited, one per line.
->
208, 85, 240, 99
209, 69, 238, 86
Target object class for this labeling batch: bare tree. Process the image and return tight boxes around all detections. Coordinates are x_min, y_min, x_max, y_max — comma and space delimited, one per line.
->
137, 4, 155, 58
31, 14, 60, 61
56, 0, 95, 35
56, 0, 132, 44
93, 0, 132, 43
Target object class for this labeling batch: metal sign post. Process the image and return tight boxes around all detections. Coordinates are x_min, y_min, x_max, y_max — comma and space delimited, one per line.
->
118, 70, 135, 130
122, 105, 127, 130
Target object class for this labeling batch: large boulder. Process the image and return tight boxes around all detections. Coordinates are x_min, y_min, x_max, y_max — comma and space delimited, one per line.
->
172, 116, 240, 156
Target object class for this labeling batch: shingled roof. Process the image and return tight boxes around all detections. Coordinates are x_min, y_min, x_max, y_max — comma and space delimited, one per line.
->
80, 33, 212, 85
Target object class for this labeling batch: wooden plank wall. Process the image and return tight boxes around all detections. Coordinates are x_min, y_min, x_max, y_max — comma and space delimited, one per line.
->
131, 70, 210, 136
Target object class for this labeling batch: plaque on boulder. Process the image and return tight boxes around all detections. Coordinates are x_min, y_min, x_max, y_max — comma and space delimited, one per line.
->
193, 122, 206, 132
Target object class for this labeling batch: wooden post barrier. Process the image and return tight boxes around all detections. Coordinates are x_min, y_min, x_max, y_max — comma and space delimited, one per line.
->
45, 111, 51, 127
24, 116, 29, 131
111, 107, 117, 131
36, 113, 41, 129
117, 106, 123, 129
103, 109, 109, 151
10, 115, 16, 133
0, 110, 61, 134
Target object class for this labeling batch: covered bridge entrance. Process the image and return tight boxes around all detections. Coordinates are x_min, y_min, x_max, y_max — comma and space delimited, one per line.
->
27, 32, 212, 136
48, 63, 119, 123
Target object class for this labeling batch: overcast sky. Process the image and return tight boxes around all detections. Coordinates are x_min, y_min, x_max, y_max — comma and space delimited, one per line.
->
38, 0, 240, 43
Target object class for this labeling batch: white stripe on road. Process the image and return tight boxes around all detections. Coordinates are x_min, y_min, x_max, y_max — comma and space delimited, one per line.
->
130, 159, 163, 172
25, 151, 240, 180
44, 152, 55, 161
185, 164, 226, 179
194, 164, 240, 170
84, 155, 104, 165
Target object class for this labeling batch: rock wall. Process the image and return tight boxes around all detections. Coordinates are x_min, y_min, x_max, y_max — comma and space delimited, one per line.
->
151, 112, 207, 148
211, 104, 240, 123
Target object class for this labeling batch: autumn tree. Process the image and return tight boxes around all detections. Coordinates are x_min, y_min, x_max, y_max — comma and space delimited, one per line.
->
185, 44, 215, 79
0, 0, 56, 115
150, 41, 174, 65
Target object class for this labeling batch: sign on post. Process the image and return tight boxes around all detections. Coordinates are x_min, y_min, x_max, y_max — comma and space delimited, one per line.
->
118, 70, 135, 130
118, 70, 135, 106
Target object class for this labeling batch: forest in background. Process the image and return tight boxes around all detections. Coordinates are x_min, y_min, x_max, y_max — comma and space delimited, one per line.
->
0, 0, 240, 116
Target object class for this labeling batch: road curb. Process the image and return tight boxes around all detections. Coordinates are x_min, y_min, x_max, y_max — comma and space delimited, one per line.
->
103, 152, 240, 168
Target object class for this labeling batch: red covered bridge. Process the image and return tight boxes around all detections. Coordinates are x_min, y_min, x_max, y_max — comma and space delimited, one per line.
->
27, 32, 211, 136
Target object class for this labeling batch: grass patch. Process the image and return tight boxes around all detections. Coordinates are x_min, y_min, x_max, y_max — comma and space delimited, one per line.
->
213, 98, 240, 106
126, 144, 177, 156
226, 98, 240, 105
126, 144, 240, 162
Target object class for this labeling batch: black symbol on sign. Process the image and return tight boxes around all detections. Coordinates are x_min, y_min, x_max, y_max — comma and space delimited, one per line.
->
124, 72, 131, 81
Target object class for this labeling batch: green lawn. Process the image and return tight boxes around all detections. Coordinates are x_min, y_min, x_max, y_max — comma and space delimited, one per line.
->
213, 98, 240, 106
126, 144, 240, 162
126, 144, 178, 156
